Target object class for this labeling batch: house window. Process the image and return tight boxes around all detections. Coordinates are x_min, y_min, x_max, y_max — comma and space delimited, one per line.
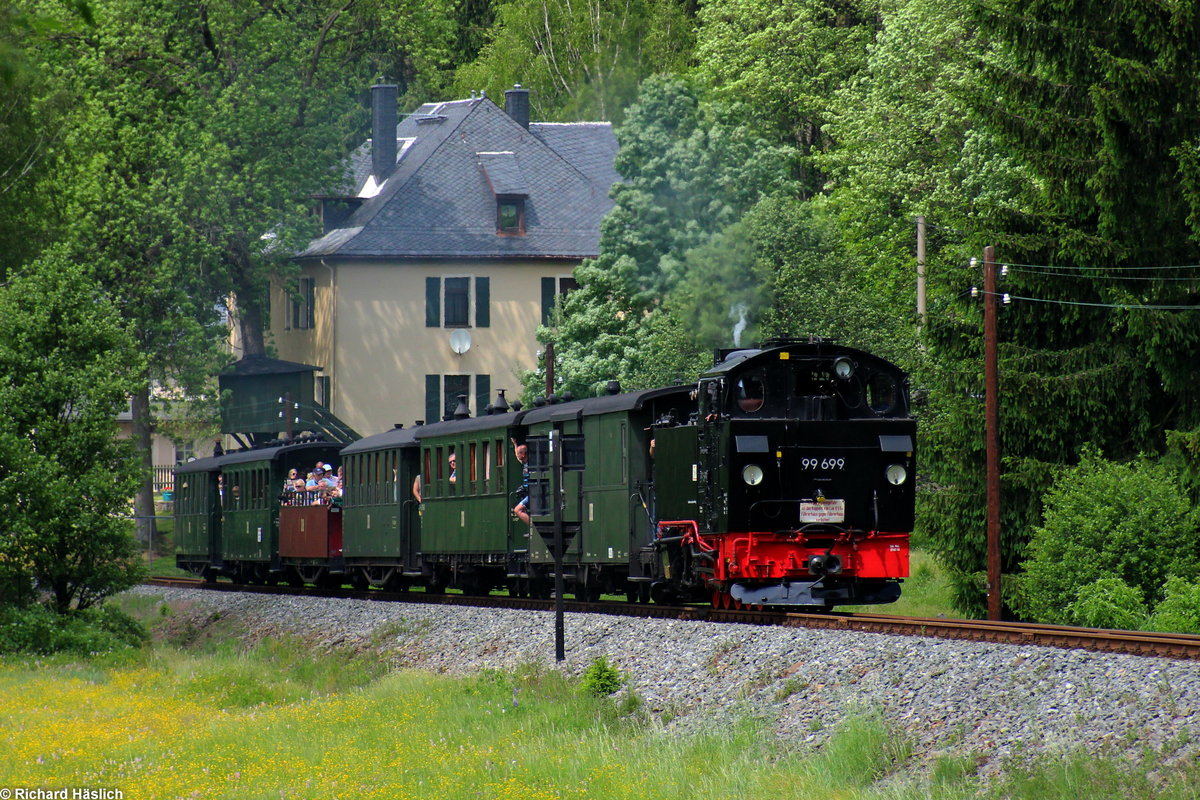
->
316, 375, 331, 407
173, 440, 195, 464
292, 277, 315, 330
426, 276, 490, 328
425, 373, 492, 422
497, 197, 525, 234
541, 275, 579, 324
444, 278, 470, 327
443, 374, 470, 418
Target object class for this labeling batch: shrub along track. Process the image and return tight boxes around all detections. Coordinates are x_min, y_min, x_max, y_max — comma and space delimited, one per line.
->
145, 577, 1200, 661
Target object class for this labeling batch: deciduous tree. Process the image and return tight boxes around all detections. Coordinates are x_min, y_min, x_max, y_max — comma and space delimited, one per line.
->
454, 0, 695, 122
0, 255, 145, 613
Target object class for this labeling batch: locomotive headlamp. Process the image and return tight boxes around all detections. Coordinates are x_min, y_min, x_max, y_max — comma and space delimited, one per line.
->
742, 464, 764, 486
832, 357, 855, 380
885, 464, 908, 485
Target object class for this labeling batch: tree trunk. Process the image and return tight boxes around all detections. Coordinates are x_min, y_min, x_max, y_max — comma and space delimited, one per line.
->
238, 295, 267, 357
131, 385, 158, 552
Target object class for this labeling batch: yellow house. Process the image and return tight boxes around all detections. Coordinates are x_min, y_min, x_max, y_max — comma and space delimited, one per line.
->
268, 85, 618, 438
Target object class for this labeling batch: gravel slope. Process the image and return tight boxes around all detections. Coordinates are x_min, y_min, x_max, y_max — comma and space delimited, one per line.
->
130, 586, 1200, 776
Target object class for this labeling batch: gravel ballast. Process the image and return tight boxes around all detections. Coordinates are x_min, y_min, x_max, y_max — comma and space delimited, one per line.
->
129, 586, 1200, 775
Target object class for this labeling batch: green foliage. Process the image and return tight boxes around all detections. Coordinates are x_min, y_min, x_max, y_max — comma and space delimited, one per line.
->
454, 0, 695, 123
1146, 576, 1200, 635
539, 75, 798, 399
1016, 449, 1200, 625
912, 0, 1200, 614
180, 635, 387, 706
694, 0, 879, 192
0, 604, 147, 655
0, 257, 146, 613
1065, 577, 1148, 631
579, 655, 624, 697
801, 712, 911, 788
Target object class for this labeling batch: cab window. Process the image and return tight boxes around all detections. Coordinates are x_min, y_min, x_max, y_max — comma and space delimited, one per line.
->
734, 373, 766, 414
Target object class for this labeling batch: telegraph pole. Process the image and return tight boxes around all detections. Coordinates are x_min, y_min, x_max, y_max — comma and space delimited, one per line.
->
983, 245, 1002, 621
916, 216, 927, 327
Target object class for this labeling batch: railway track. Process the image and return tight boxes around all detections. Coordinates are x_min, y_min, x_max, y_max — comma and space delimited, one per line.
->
145, 576, 1200, 661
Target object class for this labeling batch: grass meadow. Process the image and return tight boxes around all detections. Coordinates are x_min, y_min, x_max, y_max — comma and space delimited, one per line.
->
1, 592, 1198, 800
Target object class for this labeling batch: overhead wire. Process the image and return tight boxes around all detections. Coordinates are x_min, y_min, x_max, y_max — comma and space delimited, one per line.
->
974, 290, 1200, 311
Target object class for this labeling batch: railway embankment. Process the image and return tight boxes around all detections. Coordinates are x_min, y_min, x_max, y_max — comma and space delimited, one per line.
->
129, 585, 1200, 776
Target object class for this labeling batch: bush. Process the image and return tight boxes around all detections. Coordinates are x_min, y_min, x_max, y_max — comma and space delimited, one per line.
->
1017, 449, 1200, 625
0, 603, 147, 655
1065, 577, 1148, 630
1147, 576, 1200, 634
580, 656, 624, 697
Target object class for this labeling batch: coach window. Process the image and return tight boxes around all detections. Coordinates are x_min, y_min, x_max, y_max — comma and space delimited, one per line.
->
469, 442, 478, 491
735, 373, 766, 414
251, 468, 265, 510
422, 449, 431, 497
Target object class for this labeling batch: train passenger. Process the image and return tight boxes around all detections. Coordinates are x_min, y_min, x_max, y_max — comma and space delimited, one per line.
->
283, 468, 299, 494
412, 474, 422, 503
305, 468, 322, 492
512, 440, 530, 526
448, 453, 457, 484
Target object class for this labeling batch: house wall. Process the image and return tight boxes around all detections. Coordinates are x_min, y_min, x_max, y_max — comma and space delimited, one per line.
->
270, 259, 576, 438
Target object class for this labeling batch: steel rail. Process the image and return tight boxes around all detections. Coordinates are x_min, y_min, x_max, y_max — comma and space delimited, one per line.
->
144, 577, 1200, 661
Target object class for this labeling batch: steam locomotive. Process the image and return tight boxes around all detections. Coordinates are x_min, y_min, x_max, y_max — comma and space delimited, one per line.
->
175, 340, 915, 608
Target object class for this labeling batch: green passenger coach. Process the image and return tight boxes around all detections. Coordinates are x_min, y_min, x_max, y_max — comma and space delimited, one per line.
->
519, 386, 693, 600
414, 411, 525, 595
338, 425, 421, 591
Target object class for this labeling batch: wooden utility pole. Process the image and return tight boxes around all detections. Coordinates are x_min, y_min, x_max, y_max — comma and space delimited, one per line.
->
545, 341, 555, 399
983, 245, 1002, 621
916, 216, 927, 327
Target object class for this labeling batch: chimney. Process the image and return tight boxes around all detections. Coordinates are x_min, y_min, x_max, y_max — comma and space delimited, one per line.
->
504, 83, 530, 129
371, 84, 398, 182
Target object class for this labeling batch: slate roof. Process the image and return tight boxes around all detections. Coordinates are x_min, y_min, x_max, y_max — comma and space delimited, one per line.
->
299, 97, 620, 261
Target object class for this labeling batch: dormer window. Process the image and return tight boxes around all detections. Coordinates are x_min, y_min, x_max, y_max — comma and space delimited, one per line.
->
477, 151, 528, 236
497, 196, 525, 235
